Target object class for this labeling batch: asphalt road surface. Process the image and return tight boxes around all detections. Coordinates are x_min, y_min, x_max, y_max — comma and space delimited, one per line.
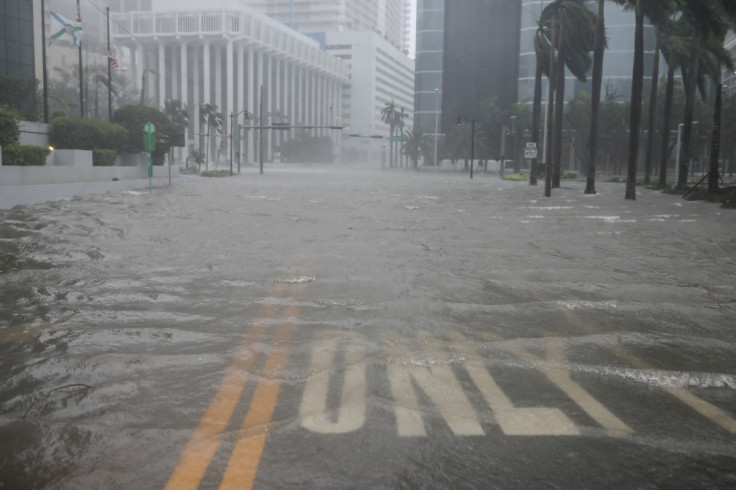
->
1, 165, 735, 489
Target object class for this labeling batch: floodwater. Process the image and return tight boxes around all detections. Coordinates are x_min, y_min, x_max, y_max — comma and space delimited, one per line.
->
1, 165, 735, 489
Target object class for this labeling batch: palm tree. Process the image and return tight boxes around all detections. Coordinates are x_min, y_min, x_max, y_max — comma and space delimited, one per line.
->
699, 29, 735, 194
380, 100, 397, 167
164, 98, 189, 167
402, 128, 431, 170
674, 0, 733, 190
139, 68, 161, 107
624, 0, 644, 200
585, 0, 607, 195
394, 107, 409, 168
537, 0, 595, 194
199, 103, 223, 171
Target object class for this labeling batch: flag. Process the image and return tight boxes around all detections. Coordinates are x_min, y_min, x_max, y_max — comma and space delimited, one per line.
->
50, 11, 82, 46
107, 51, 119, 69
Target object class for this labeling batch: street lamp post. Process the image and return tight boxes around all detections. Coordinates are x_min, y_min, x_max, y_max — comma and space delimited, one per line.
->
434, 88, 440, 167
675, 120, 698, 185
229, 109, 250, 176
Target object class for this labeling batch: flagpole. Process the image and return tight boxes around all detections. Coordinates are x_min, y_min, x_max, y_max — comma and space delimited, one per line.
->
77, 0, 84, 117
41, 0, 49, 123
106, 7, 112, 122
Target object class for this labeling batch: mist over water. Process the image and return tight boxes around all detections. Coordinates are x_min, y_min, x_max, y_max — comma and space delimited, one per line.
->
1, 165, 735, 488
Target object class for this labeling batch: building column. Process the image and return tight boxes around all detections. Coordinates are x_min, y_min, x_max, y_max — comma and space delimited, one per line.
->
193, 44, 201, 157
158, 44, 166, 108
236, 42, 245, 164
247, 47, 255, 163
226, 40, 234, 160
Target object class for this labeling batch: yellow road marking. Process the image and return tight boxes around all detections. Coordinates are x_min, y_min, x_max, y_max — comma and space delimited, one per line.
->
219, 287, 305, 489
165, 282, 287, 490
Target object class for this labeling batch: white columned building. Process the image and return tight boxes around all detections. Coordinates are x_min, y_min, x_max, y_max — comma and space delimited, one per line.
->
111, 0, 348, 165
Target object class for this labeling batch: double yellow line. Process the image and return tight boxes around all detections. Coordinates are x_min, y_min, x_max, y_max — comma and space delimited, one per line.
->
166, 281, 307, 490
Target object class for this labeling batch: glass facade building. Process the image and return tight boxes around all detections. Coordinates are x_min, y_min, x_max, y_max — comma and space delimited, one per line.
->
519, 0, 658, 104
413, 0, 445, 133
0, 0, 36, 78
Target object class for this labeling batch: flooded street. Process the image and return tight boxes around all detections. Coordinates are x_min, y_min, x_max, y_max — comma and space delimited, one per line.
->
1, 165, 735, 489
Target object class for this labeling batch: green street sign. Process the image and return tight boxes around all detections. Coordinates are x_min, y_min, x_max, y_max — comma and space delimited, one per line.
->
390, 136, 404, 142
144, 122, 156, 152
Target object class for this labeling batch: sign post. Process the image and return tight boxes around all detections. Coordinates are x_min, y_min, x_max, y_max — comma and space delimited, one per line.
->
144, 121, 155, 192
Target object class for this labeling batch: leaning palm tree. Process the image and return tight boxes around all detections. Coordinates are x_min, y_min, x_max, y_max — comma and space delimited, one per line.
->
402, 127, 431, 170
584, 0, 607, 194
674, 0, 731, 190
199, 103, 223, 171
394, 107, 409, 168
537, 0, 595, 194
380, 100, 397, 167
164, 98, 189, 167
139, 68, 160, 106
699, 30, 735, 194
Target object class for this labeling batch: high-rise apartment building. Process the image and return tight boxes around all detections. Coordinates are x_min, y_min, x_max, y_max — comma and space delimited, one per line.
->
244, 0, 411, 54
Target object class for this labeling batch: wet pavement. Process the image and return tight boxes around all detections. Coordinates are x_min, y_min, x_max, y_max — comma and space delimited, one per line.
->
1, 165, 735, 489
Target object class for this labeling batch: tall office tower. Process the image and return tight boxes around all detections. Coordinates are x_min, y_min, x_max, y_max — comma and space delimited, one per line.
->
413, 0, 445, 135
440, 0, 522, 144
244, 0, 411, 53
519, 0, 658, 104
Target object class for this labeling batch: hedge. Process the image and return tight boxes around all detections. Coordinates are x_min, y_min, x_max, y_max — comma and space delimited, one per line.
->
0, 106, 21, 147
93, 149, 117, 166
2, 145, 50, 166
50, 117, 128, 152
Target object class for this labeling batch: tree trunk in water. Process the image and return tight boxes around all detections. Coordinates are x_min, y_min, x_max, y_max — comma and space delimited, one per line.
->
585, 0, 605, 195
544, 17, 557, 198
530, 58, 543, 186
552, 27, 565, 189
708, 85, 722, 194
677, 31, 701, 190
658, 65, 675, 188
625, 0, 643, 200
644, 39, 660, 186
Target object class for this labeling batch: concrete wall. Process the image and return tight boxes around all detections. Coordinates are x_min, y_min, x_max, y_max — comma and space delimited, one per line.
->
0, 149, 179, 209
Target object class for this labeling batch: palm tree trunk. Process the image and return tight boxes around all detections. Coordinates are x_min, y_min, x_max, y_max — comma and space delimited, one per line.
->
530, 58, 543, 186
677, 30, 701, 190
544, 17, 557, 198
625, 0, 644, 200
708, 84, 722, 194
658, 64, 675, 187
552, 25, 565, 189
585, 0, 605, 195
644, 38, 660, 186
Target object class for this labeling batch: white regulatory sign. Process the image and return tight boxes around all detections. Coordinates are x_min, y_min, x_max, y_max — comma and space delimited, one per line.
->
524, 148, 537, 159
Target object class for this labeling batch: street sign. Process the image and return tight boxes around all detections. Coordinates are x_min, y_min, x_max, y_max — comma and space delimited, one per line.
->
524, 148, 537, 159
525, 141, 537, 148
144, 122, 155, 192
390, 136, 404, 142
144, 122, 156, 152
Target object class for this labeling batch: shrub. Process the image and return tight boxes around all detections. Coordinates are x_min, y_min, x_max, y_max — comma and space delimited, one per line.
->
50, 117, 127, 152
2, 144, 50, 166
200, 170, 231, 177
93, 149, 117, 166
0, 106, 21, 147
562, 171, 579, 180
113, 105, 171, 165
